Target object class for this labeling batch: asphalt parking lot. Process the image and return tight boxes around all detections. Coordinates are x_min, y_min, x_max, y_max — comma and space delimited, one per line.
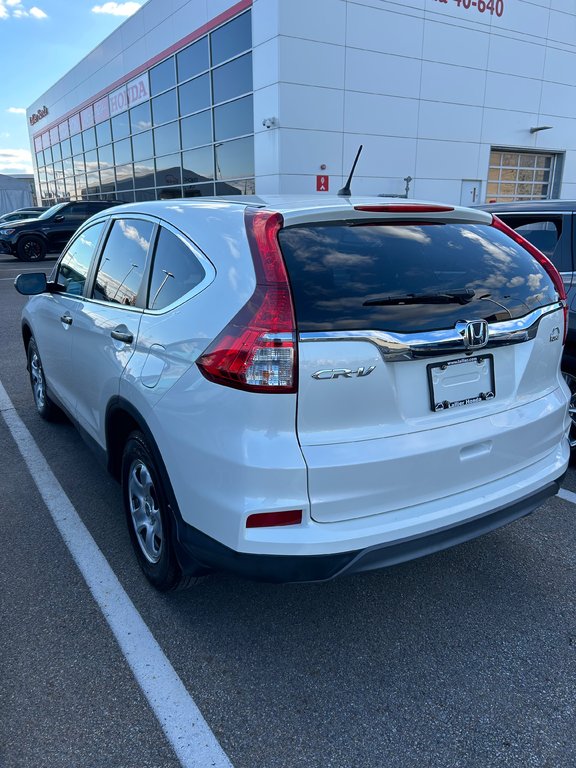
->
1, 252, 575, 768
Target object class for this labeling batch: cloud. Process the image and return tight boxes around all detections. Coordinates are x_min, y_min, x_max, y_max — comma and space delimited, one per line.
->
0, 2, 48, 18
91, 1, 141, 16
7, 107, 26, 114
0, 148, 33, 174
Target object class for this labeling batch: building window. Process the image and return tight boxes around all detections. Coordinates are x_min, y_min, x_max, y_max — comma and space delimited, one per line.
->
177, 36, 209, 82
486, 149, 562, 202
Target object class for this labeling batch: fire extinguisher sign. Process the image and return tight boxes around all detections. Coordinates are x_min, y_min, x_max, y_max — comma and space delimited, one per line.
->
316, 175, 329, 192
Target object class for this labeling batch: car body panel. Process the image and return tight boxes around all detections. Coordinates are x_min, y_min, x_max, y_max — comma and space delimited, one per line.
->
17, 195, 571, 581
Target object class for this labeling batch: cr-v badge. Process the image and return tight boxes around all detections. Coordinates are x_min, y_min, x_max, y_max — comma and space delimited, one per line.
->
311, 366, 376, 380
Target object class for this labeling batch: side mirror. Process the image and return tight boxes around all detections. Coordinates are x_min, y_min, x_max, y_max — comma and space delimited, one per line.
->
54, 214, 65, 222
14, 272, 48, 295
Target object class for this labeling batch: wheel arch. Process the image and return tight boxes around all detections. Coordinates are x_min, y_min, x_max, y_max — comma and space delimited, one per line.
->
105, 397, 172, 492
21, 321, 32, 354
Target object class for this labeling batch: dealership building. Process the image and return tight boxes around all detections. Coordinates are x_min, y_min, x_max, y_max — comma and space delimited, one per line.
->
26, 0, 576, 207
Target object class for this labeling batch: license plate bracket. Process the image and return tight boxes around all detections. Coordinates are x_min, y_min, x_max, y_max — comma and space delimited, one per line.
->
427, 355, 495, 412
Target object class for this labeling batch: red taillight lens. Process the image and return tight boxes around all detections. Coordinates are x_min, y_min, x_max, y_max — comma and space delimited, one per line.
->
491, 215, 567, 343
246, 510, 303, 528
196, 209, 297, 393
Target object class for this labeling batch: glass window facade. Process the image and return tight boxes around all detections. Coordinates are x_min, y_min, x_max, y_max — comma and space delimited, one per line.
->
34, 9, 254, 205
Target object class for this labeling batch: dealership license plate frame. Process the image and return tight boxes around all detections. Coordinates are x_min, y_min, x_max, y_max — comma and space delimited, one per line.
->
427, 354, 495, 412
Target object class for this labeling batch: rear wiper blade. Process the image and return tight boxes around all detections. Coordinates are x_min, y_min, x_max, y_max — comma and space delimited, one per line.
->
363, 289, 475, 306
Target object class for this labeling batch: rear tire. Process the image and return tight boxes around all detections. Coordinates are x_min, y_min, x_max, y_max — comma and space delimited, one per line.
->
17, 235, 46, 262
121, 431, 201, 591
27, 337, 60, 421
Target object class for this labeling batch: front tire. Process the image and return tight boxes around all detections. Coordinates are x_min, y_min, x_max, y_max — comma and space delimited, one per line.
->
562, 369, 576, 458
17, 235, 46, 261
27, 337, 60, 421
122, 431, 197, 591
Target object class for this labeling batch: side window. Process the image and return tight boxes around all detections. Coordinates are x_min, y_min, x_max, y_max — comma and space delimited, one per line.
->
147, 227, 206, 310
92, 218, 154, 306
510, 218, 562, 263
64, 203, 88, 221
56, 221, 105, 295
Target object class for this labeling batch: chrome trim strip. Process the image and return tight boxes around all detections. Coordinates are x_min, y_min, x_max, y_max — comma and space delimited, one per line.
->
299, 302, 564, 361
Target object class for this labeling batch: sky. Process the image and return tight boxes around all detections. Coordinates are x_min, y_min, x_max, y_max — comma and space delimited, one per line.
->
0, 0, 145, 175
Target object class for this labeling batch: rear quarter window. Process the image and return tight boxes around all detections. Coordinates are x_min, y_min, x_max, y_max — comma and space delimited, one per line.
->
278, 222, 558, 333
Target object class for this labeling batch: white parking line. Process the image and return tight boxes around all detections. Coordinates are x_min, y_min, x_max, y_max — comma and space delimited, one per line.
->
0, 378, 234, 768
557, 487, 576, 505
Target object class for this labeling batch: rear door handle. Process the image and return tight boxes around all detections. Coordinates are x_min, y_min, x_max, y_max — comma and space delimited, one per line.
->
60, 313, 73, 326
111, 326, 134, 344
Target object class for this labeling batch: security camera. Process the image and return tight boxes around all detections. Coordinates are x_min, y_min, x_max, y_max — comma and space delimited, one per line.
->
262, 117, 277, 129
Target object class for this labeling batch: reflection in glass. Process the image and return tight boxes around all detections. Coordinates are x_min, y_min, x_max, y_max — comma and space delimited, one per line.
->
181, 110, 212, 149
132, 130, 154, 161
183, 183, 215, 197
178, 74, 210, 116
57, 222, 106, 295
215, 136, 254, 180
212, 53, 252, 104
114, 137, 133, 166
148, 227, 206, 309
86, 172, 101, 195
100, 166, 116, 193
130, 101, 152, 133
115, 163, 134, 191
44, 146, 53, 165
112, 112, 130, 141
155, 154, 181, 187
134, 158, 155, 188
278, 223, 558, 333
61, 139, 72, 158
83, 128, 96, 151
96, 120, 112, 146
150, 57, 176, 96
98, 144, 114, 167
154, 121, 180, 156
177, 36, 209, 82
52, 143, 62, 162
93, 218, 154, 305
84, 150, 98, 175
214, 95, 253, 141
73, 155, 86, 174
215, 178, 255, 195
135, 189, 156, 202
211, 11, 251, 66
182, 146, 214, 183
152, 89, 178, 125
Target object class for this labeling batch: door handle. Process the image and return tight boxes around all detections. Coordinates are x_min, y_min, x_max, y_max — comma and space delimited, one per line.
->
60, 314, 73, 325
111, 327, 134, 344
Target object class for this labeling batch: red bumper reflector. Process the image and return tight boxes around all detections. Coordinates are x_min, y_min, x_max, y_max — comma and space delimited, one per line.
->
246, 510, 303, 528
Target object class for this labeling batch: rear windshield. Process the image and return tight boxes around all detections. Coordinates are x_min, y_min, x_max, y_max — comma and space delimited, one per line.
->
278, 222, 558, 332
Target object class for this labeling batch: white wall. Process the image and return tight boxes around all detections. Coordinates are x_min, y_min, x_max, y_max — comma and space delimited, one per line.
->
252, 0, 576, 202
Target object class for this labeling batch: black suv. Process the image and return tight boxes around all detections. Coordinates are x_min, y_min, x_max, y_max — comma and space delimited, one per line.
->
481, 199, 576, 448
0, 200, 121, 261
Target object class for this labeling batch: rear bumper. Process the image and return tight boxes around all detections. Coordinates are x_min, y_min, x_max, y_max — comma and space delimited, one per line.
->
173, 474, 565, 583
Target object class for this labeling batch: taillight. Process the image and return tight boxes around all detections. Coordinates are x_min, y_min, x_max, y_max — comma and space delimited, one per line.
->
491, 215, 568, 343
196, 209, 297, 393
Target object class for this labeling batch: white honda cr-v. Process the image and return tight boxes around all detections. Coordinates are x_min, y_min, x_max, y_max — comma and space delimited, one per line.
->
15, 196, 570, 590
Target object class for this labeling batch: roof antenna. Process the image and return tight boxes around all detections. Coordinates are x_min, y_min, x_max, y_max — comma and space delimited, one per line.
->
338, 144, 363, 197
